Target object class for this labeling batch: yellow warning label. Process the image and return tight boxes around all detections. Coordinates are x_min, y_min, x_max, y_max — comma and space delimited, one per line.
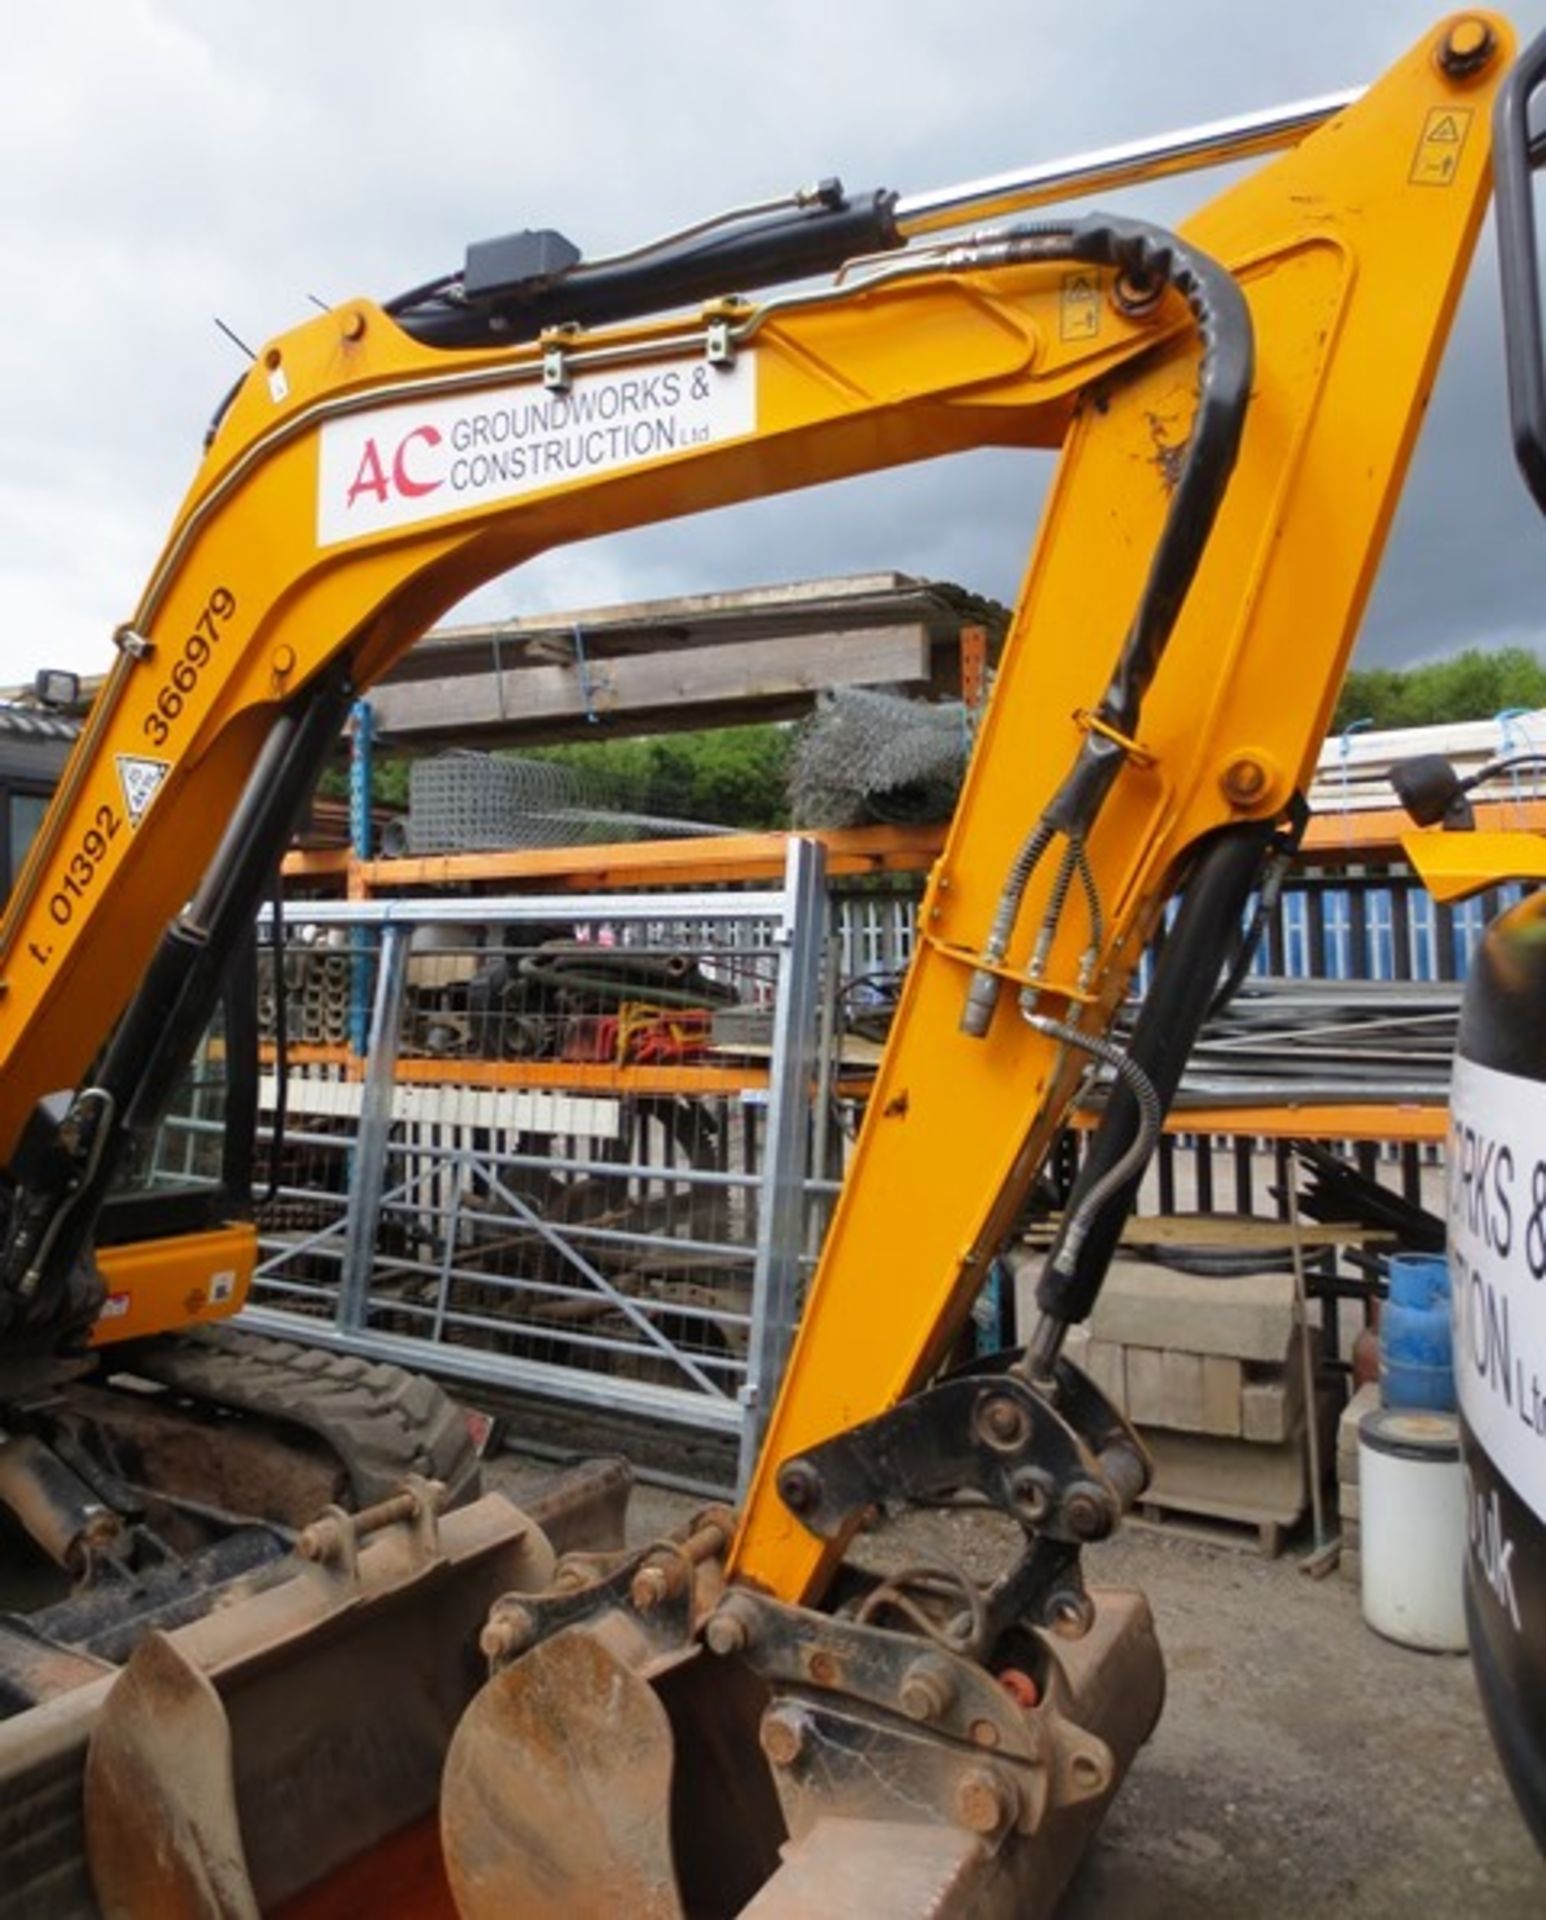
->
1410, 106, 1473, 187
1060, 270, 1101, 342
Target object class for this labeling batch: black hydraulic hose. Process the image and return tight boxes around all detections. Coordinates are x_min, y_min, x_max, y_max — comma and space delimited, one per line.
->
1021, 1010, 1163, 1277
392, 189, 901, 350
1204, 794, 1307, 1022
1031, 822, 1275, 1336
961, 216, 1253, 1037
1014, 216, 1255, 837
1032, 839, 1084, 976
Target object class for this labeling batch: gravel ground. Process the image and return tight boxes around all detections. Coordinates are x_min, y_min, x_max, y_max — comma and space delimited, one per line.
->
493, 1453, 1544, 1917
1061, 1527, 1541, 1919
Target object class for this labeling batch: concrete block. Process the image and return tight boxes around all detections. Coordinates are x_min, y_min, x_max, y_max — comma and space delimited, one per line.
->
1163, 1350, 1206, 1429
1062, 1326, 1127, 1414
1090, 1260, 1297, 1363
1241, 1337, 1310, 1444
1243, 1379, 1290, 1444
1202, 1355, 1244, 1438
1126, 1347, 1170, 1427
1128, 1350, 1245, 1436
1141, 1383, 1339, 1527
1339, 1547, 1362, 1587
1340, 1480, 1361, 1522
1144, 1423, 1308, 1523
1087, 1338, 1127, 1414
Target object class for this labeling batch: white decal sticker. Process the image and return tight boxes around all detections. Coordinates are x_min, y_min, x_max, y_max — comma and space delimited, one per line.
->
1449, 1056, 1546, 1524
98, 1291, 131, 1320
116, 753, 170, 826
209, 1269, 237, 1305
317, 353, 757, 547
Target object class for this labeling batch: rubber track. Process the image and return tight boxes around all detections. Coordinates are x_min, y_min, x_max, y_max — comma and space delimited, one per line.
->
128, 1326, 481, 1511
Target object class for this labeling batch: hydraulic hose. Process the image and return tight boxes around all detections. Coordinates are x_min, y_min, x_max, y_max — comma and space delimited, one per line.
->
1022, 216, 1255, 836
1030, 823, 1276, 1347
392, 187, 901, 350
960, 215, 1253, 1038
1021, 1011, 1163, 1277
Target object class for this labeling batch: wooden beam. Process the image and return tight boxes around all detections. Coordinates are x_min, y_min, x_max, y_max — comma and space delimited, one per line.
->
280, 846, 352, 880
356, 824, 943, 893
1070, 1101, 1446, 1142
369, 623, 932, 742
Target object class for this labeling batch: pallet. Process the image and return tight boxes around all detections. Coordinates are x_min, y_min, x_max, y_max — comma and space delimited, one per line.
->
1129, 1496, 1288, 1558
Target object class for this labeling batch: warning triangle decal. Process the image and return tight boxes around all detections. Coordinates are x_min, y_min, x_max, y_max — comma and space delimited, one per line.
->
116, 753, 170, 825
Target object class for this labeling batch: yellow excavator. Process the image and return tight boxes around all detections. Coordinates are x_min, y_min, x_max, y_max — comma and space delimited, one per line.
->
0, 12, 1541, 1914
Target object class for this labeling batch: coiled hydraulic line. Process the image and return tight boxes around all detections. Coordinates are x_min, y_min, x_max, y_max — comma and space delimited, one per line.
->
960, 214, 1254, 1040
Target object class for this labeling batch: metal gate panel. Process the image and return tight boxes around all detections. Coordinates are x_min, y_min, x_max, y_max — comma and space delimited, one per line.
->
244, 843, 825, 1453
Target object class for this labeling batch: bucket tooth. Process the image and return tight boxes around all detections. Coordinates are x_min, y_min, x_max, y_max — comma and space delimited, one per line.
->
84, 1629, 258, 1920
441, 1621, 684, 1920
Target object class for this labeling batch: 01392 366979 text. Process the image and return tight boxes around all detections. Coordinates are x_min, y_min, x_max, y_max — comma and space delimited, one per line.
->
24, 584, 237, 970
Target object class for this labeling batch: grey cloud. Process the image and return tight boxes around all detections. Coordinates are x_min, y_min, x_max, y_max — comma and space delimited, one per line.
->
2, 0, 1544, 682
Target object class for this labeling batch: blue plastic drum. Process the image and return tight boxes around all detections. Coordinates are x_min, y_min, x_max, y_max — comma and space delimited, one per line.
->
1380, 1253, 1456, 1413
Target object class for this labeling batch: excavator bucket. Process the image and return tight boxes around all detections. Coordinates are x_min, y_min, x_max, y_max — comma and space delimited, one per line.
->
85, 1632, 258, 1920
1, 1453, 1162, 1919
4, 1355, 1166, 1919
0, 1462, 630, 1918
442, 1624, 684, 1919
442, 1604, 787, 1919
435, 1532, 1164, 1919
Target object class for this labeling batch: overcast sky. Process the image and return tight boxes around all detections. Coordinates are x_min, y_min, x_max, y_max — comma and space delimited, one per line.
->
3, 0, 1545, 684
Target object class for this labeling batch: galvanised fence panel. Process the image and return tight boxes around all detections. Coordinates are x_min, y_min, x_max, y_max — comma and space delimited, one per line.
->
241, 843, 825, 1463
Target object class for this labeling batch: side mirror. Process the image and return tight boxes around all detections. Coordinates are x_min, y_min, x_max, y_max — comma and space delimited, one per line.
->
1390, 753, 1475, 830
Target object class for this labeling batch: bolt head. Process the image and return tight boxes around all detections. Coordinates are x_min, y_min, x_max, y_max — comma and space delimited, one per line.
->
704, 1608, 750, 1657
1220, 753, 1270, 807
760, 1707, 808, 1768
1008, 1467, 1053, 1523
479, 1604, 534, 1663
899, 1655, 957, 1723
1439, 17, 1494, 77
1048, 1591, 1095, 1641
777, 1461, 821, 1515
978, 1393, 1030, 1452
630, 1565, 670, 1612
806, 1648, 840, 1687
1063, 1482, 1111, 1541
955, 1766, 1013, 1834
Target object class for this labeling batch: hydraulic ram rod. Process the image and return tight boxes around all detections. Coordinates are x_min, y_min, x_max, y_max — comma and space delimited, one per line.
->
893, 88, 1363, 236
390, 87, 1366, 355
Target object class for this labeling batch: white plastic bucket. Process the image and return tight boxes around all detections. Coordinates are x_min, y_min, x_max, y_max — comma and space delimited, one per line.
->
1359, 1407, 1467, 1652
